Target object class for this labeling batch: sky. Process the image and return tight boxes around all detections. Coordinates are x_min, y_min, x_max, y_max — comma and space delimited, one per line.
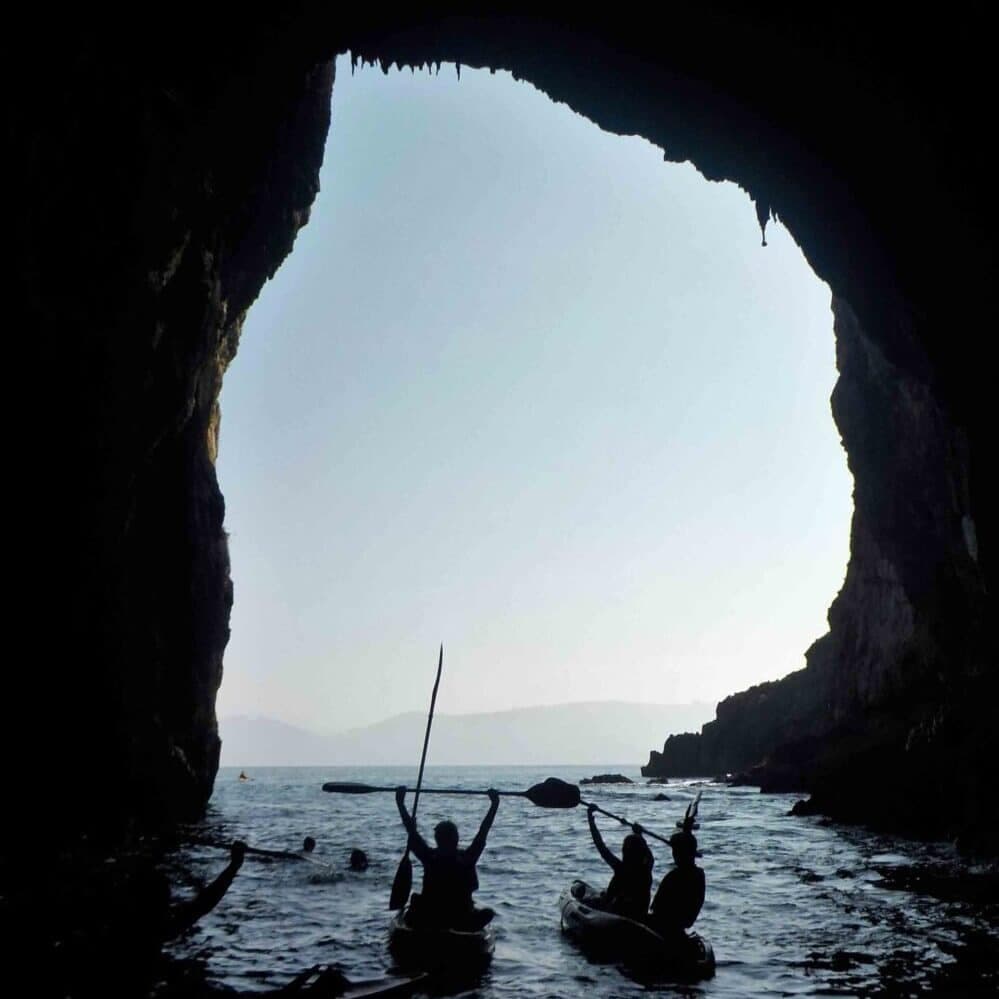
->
214, 55, 853, 735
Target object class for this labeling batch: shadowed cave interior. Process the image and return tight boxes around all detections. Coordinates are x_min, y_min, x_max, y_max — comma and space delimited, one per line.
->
15, 4, 995, 848
8, 8, 997, 993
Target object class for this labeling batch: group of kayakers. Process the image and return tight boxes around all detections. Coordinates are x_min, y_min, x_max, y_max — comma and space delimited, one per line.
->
393, 785, 705, 944
180, 780, 703, 974
587, 805, 704, 944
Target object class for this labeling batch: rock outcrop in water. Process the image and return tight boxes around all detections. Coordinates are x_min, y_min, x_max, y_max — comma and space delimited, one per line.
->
12, 10, 997, 863
643, 302, 995, 850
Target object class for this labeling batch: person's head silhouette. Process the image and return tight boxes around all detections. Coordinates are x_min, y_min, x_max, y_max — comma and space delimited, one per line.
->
622, 832, 652, 870
433, 820, 459, 854
668, 830, 697, 866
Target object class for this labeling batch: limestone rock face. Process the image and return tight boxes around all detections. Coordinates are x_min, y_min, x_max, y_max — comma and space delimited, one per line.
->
644, 294, 994, 849
14, 15, 335, 837
12, 10, 997, 853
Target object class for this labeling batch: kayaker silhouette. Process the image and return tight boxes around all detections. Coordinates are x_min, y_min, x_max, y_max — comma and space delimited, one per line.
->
586, 803, 653, 919
647, 828, 705, 944
302, 836, 316, 854
394, 785, 500, 930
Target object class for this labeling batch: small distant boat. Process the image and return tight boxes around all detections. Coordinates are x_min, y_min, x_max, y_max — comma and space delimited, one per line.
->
238, 771, 250, 782
559, 880, 715, 980
388, 907, 495, 973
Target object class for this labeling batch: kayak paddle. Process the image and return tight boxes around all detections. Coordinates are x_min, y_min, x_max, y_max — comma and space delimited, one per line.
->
189, 837, 309, 861
323, 777, 700, 844
389, 644, 443, 911
323, 776, 581, 807
324, 776, 685, 845
581, 801, 676, 846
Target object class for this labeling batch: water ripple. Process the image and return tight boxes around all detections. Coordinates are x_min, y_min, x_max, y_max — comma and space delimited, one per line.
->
161, 766, 998, 996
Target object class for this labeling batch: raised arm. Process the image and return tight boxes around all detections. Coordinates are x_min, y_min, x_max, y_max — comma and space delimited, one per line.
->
165, 840, 245, 938
587, 805, 621, 872
466, 788, 500, 862
395, 786, 432, 862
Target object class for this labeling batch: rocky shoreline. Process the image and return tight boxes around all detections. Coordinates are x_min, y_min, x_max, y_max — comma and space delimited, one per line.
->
641, 298, 995, 853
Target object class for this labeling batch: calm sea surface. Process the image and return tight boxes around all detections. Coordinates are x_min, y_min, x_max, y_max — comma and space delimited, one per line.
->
162, 766, 997, 997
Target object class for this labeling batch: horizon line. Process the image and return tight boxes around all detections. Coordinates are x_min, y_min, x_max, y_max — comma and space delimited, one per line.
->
222, 697, 717, 734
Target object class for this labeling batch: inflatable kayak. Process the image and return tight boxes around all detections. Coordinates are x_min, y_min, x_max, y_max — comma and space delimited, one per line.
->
388, 907, 495, 972
243, 965, 429, 997
559, 880, 715, 980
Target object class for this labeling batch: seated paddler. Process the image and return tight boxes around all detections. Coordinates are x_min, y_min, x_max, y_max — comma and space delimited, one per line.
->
647, 828, 705, 945
586, 803, 653, 919
395, 785, 500, 930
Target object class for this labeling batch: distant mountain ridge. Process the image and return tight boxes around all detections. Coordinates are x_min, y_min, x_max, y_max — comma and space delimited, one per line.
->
220, 701, 714, 766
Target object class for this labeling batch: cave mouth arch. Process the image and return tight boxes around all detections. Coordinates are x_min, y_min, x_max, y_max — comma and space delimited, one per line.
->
214, 54, 853, 750
18, 11, 994, 853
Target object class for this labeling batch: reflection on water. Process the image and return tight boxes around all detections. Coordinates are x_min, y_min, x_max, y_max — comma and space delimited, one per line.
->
162, 766, 998, 997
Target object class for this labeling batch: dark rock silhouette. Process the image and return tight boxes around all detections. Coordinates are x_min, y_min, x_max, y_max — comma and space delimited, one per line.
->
13, 7, 995, 857
8, 9, 999, 993
790, 799, 821, 817
580, 774, 634, 786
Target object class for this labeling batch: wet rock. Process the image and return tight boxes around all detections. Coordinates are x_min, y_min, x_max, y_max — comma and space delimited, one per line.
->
802, 949, 875, 972
871, 864, 999, 904
790, 797, 821, 816
652, 792, 671, 802
931, 928, 999, 997
580, 773, 633, 785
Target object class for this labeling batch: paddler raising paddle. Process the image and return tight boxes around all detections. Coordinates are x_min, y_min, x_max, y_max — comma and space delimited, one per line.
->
646, 794, 705, 945
395, 785, 500, 931
646, 828, 704, 944
586, 804, 654, 919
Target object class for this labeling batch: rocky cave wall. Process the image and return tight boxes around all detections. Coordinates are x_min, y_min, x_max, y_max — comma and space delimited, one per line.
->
12, 7, 995, 850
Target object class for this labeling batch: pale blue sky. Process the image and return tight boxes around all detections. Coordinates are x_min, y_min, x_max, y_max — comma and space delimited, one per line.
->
215, 56, 852, 734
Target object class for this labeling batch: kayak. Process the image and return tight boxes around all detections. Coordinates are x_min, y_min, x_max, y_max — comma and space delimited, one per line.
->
388, 907, 495, 972
286, 966, 429, 997
559, 880, 715, 980
328, 971, 429, 998
189, 965, 430, 997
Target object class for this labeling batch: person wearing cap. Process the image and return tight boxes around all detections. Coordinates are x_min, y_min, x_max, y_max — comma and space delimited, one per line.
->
586, 803, 654, 919
395, 785, 500, 930
647, 829, 705, 943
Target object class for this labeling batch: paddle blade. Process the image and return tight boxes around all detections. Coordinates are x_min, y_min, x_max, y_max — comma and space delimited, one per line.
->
523, 777, 581, 809
322, 782, 380, 794
679, 790, 702, 831
389, 852, 412, 911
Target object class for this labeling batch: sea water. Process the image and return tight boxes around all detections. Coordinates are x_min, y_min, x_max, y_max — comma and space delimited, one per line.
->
162, 766, 997, 996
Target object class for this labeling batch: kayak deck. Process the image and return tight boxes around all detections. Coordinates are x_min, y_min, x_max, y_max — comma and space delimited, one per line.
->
388, 908, 496, 973
238, 965, 429, 998
560, 880, 715, 980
